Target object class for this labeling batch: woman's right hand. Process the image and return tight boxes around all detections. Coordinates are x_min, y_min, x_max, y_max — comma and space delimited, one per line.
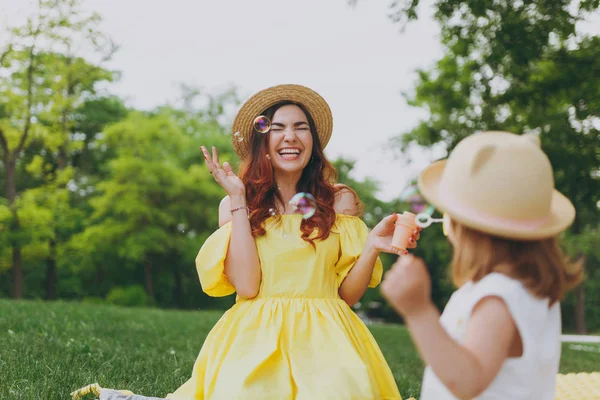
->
367, 213, 420, 256
201, 146, 245, 198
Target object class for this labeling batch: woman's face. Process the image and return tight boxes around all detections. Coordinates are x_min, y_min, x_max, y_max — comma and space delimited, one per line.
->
267, 104, 314, 175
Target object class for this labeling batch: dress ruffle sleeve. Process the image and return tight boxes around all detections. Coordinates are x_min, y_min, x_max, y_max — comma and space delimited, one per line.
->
195, 222, 236, 297
334, 215, 383, 288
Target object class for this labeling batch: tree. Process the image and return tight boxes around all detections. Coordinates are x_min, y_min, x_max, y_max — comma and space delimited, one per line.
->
374, 0, 600, 332
33, 55, 117, 300
70, 112, 195, 300
0, 0, 116, 298
68, 85, 240, 307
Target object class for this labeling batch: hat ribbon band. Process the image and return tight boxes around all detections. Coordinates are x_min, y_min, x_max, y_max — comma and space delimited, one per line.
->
440, 186, 549, 231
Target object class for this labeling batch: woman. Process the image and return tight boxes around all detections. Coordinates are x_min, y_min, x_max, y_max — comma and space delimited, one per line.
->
71, 84, 418, 400
165, 84, 418, 400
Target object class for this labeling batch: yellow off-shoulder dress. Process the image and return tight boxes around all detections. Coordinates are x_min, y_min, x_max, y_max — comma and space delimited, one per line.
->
166, 214, 402, 400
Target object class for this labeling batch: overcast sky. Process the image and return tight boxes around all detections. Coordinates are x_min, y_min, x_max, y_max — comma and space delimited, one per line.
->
1, 1, 598, 201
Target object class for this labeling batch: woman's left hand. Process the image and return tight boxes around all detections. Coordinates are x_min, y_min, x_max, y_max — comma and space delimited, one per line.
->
367, 213, 420, 256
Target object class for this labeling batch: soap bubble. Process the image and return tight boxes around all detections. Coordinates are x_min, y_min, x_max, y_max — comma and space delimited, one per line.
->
253, 115, 271, 134
233, 131, 243, 142
289, 193, 317, 219
400, 185, 434, 215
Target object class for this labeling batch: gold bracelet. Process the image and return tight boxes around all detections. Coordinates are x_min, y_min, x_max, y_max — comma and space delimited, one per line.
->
230, 206, 249, 217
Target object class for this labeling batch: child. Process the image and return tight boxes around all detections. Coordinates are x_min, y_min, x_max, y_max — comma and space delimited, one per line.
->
381, 131, 582, 400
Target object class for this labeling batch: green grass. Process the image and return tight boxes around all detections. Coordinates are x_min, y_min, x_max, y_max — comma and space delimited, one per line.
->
1, 300, 598, 399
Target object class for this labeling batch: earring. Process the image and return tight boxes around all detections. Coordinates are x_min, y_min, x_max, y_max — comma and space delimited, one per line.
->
266, 154, 271, 160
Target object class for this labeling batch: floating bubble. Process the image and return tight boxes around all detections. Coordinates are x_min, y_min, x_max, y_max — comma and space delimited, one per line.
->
400, 185, 434, 215
269, 208, 276, 216
253, 115, 271, 134
233, 131, 243, 142
289, 192, 317, 219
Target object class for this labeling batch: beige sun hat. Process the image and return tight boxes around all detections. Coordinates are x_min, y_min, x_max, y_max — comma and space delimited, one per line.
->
418, 131, 575, 240
231, 84, 333, 160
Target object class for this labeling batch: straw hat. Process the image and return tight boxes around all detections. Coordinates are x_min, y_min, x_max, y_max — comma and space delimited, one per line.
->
231, 84, 333, 160
418, 131, 575, 240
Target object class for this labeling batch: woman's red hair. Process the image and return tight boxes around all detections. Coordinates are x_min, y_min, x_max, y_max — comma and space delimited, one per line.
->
238, 101, 339, 246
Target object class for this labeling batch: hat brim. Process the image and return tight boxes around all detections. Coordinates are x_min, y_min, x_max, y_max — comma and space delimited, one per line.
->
231, 84, 333, 160
417, 160, 576, 240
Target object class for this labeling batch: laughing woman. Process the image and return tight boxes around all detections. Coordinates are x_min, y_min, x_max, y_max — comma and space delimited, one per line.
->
73, 84, 418, 400
166, 85, 418, 400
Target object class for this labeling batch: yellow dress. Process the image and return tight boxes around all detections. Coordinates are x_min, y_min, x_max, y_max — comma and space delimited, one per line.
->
167, 214, 402, 400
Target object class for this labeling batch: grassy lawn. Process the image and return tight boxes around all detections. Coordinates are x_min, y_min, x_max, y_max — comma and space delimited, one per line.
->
1, 300, 598, 399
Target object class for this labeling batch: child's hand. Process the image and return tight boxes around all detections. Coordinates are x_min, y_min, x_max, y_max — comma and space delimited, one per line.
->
380, 254, 433, 318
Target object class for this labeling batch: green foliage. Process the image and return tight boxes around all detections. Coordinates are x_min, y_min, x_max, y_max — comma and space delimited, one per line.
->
0, 0, 240, 306
81, 296, 105, 305
64, 99, 238, 306
106, 285, 152, 308
0, 0, 121, 300
562, 228, 600, 332
381, 0, 600, 330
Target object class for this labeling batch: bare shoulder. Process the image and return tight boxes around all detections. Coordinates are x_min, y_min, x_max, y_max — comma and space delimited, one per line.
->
218, 196, 232, 227
333, 183, 360, 216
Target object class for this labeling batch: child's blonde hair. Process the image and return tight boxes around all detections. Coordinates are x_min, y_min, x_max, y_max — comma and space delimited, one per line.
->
450, 221, 582, 304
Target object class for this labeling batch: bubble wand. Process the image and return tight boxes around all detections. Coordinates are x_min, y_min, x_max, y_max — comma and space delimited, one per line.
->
414, 213, 444, 228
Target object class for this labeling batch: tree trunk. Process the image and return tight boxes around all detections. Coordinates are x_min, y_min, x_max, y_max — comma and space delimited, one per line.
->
575, 283, 587, 334
2, 43, 37, 299
44, 61, 72, 301
95, 265, 105, 291
11, 238, 23, 299
144, 257, 154, 299
45, 239, 57, 300
572, 216, 587, 334
172, 263, 183, 308
4, 158, 24, 299
44, 128, 68, 300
